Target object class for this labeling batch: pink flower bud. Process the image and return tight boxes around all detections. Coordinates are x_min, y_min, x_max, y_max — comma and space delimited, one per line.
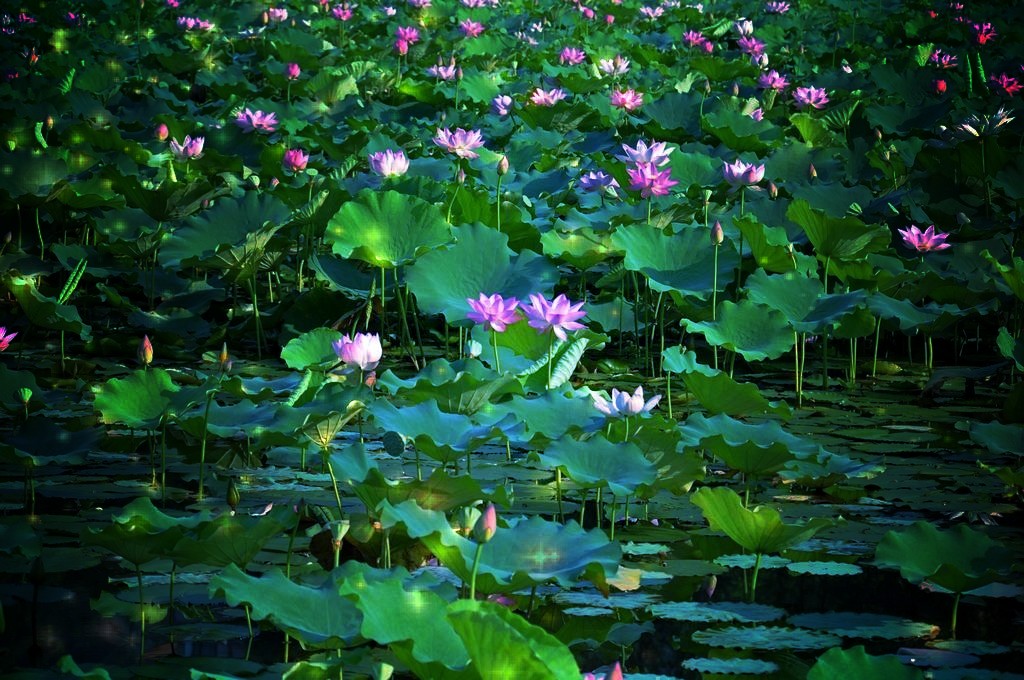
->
605, 13, 614, 23
155, 123, 169, 141
138, 335, 154, 366
286, 62, 300, 80
711, 221, 724, 245
473, 503, 497, 543
497, 155, 509, 175
808, 163, 817, 179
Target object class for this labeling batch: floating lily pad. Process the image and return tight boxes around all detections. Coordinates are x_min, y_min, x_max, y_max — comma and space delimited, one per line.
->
650, 600, 785, 624
692, 625, 841, 650
785, 561, 863, 576
714, 554, 791, 570
681, 657, 780, 675
789, 612, 938, 640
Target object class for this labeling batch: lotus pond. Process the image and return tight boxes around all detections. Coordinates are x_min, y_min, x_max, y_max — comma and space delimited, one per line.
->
1, 0, 1023, 678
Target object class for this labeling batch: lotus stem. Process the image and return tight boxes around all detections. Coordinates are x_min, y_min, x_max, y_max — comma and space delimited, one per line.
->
491, 328, 501, 374
248, 278, 262, 361
137, 565, 146, 651
794, 331, 802, 407
323, 448, 345, 519
168, 564, 176, 629
712, 244, 720, 370
382, 528, 392, 569
160, 417, 167, 505
646, 197, 652, 226
666, 373, 672, 419
35, 207, 45, 260
496, 174, 503, 233
950, 591, 961, 639
469, 542, 484, 600
579, 488, 588, 525
595, 487, 602, 530
872, 317, 882, 377
546, 328, 554, 388
198, 391, 215, 501
748, 552, 763, 602
245, 604, 253, 638
556, 468, 563, 523
609, 495, 617, 540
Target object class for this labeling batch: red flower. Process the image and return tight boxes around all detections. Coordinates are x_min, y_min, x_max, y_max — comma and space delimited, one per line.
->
934, 78, 948, 94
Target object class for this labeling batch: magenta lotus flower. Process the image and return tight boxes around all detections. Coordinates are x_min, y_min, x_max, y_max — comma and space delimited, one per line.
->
396, 25, 420, 43
620, 139, 673, 167
592, 386, 661, 418
267, 7, 288, 21
235, 108, 278, 133
929, 49, 958, 69
757, 70, 789, 91
282, 148, 309, 173
682, 30, 707, 48
898, 224, 952, 252
332, 332, 383, 371
973, 22, 996, 45
466, 293, 521, 332
332, 4, 355, 20
598, 55, 630, 76
491, 95, 514, 117
155, 123, 169, 141
723, 159, 765, 188
764, 0, 790, 13
530, 87, 568, 106
286, 62, 300, 80
524, 293, 586, 341
611, 88, 643, 111
793, 86, 830, 109
578, 170, 619, 195
0, 326, 18, 351
559, 47, 586, 65
737, 35, 765, 57
368, 149, 409, 177
427, 63, 458, 80
169, 135, 204, 160
627, 162, 678, 197
991, 73, 1023, 97
749, 107, 764, 120
459, 19, 484, 37
178, 16, 215, 30
433, 128, 485, 159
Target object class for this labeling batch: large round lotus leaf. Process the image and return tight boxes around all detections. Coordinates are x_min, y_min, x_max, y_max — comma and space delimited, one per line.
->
554, 591, 658, 610
679, 413, 821, 457
683, 300, 793, 361
960, 420, 1024, 456
159, 192, 291, 269
484, 389, 604, 444
406, 223, 558, 324
789, 612, 938, 640
82, 497, 210, 567
808, 646, 923, 680
866, 294, 966, 332
786, 199, 890, 262
691, 486, 834, 555
93, 368, 191, 428
326, 189, 452, 268
982, 249, 1024, 302
4, 274, 92, 340
662, 347, 791, 418
539, 434, 658, 496
714, 554, 791, 570
378, 500, 621, 594
611, 223, 739, 300
929, 640, 1012, 656
378, 358, 523, 413
735, 215, 818, 275
368, 399, 521, 462
693, 625, 841, 650
0, 150, 68, 199
650, 601, 785, 624
744, 269, 823, 326
334, 562, 468, 668
681, 657, 780, 675
170, 505, 293, 568
448, 599, 579, 680
209, 564, 361, 648
779, 451, 885, 488
874, 522, 1013, 594
280, 327, 343, 371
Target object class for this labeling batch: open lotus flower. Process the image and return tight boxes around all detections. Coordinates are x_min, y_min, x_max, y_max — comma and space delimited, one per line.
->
0, 326, 18, 351
898, 224, 952, 252
524, 293, 586, 341
433, 127, 485, 159
722, 158, 765, 188
169, 135, 204, 160
592, 386, 662, 417
466, 293, 520, 332
332, 332, 382, 371
368, 149, 409, 177
235, 108, 278, 133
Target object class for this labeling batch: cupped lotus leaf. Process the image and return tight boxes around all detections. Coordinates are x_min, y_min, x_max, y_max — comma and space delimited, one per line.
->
540, 228, 614, 271
786, 199, 890, 262
326, 189, 452, 268
874, 522, 1013, 594
683, 300, 793, 361
981, 250, 1024, 301
83, 498, 200, 567
650, 600, 785, 624
735, 214, 818, 274
866, 294, 966, 332
378, 500, 621, 594
485, 389, 604, 444
691, 486, 835, 555
58, 654, 114, 680
996, 327, 1024, 370
0, 364, 41, 413
447, 599, 579, 680
209, 564, 361, 648
539, 434, 658, 497
159, 192, 292, 269
335, 562, 468, 668
807, 646, 924, 680
406, 224, 558, 324
91, 591, 167, 624
682, 657, 779, 675
280, 327, 344, 371
645, 92, 703, 137
693, 625, 842, 650
4, 274, 92, 340
679, 413, 822, 458
961, 420, 1024, 456
93, 368, 194, 429
667, 149, 727, 188
789, 612, 938, 640
377, 358, 523, 414
171, 505, 294, 568
611, 223, 739, 300
662, 347, 791, 418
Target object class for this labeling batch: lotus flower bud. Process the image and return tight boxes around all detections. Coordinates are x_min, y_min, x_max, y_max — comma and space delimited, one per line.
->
808, 163, 817, 179
218, 342, 231, 372
138, 335, 153, 366
731, 82, 740, 97
457, 168, 466, 184
605, 14, 614, 24
875, 128, 883, 141
261, 10, 269, 24
768, 180, 778, 198
465, 339, 482, 358
286, 62, 301, 80
956, 212, 971, 226
155, 123, 169, 141
608, 662, 624, 680
45, 115, 54, 130
497, 155, 509, 176
934, 78, 947, 94
226, 477, 241, 512
711, 221, 724, 245
472, 503, 497, 543
18, 387, 32, 404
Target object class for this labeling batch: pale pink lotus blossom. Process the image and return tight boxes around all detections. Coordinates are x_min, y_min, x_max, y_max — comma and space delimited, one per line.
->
627, 162, 678, 197
898, 225, 952, 252
169, 135, 205, 160
723, 159, 765, 188
598, 55, 630, 76
559, 47, 587, 65
592, 386, 661, 418
578, 170, 619, 196
459, 19, 484, 37
793, 86, 830, 109
368, 149, 410, 177
467, 294, 521, 332
620, 139, 673, 167
433, 128, 485, 159
235, 108, 278, 133
530, 87, 568, 106
610, 88, 643, 111
332, 332, 382, 370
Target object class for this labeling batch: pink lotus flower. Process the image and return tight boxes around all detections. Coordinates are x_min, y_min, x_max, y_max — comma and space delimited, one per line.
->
286, 63, 301, 80
472, 503, 497, 543
592, 386, 661, 418
0, 326, 18, 351
267, 7, 288, 21
283, 148, 309, 173
559, 47, 587, 65
764, 0, 789, 13
178, 16, 215, 30
368, 149, 410, 177
748, 107, 764, 120
332, 4, 355, 20
395, 39, 409, 55
611, 88, 643, 111
737, 35, 765, 57
155, 123, 169, 141
332, 332, 383, 371
433, 128, 485, 159
530, 87, 568, 106
639, 6, 664, 20
396, 26, 420, 43
467, 293, 521, 332
898, 224, 952, 252
757, 69, 788, 91
929, 49, 958, 69
973, 22, 996, 45
138, 335, 153, 366
578, 170, 619, 196
583, 661, 623, 680
620, 139, 673, 167
723, 159, 765, 188
598, 55, 630, 76
627, 162, 678, 197
491, 95, 514, 117
427, 63, 458, 80
793, 86, 829, 109
991, 73, 1023, 97
235, 108, 278, 133
524, 293, 587, 341
459, 19, 484, 37
169, 135, 204, 160
683, 30, 707, 48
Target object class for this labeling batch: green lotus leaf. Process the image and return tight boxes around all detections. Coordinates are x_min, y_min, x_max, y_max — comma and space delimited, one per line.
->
540, 228, 614, 270
996, 327, 1024, 370
447, 599, 579, 680
378, 500, 621, 594
90, 591, 167, 625
280, 327, 344, 371
683, 300, 793, 361
4, 274, 92, 340
160, 192, 291, 269
780, 450, 885, 488
962, 420, 1024, 456
703, 106, 779, 153
874, 522, 1013, 594
469, 316, 550, 375
406, 223, 557, 324
786, 199, 890, 262
209, 564, 361, 648
661, 347, 791, 418
58, 655, 113, 680
691, 486, 835, 555
981, 250, 1024, 301
335, 562, 468, 668
714, 554, 791, 570
645, 92, 703, 136
866, 294, 966, 332
0, 150, 68, 199
377, 358, 523, 413
679, 413, 821, 457
650, 600, 785, 624
744, 269, 823, 327
611, 223, 739, 300
788, 181, 875, 220
484, 389, 604, 445
83, 497, 202, 567
554, 591, 658, 610
93, 368, 196, 429
539, 434, 658, 497
517, 329, 608, 393
786, 561, 863, 576
807, 646, 923, 680
667, 149, 727, 188
682, 657, 779, 675
691, 56, 759, 82
735, 214, 818, 274
326, 189, 452, 268
172, 505, 294, 568
789, 612, 937, 640
693, 624, 841, 650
